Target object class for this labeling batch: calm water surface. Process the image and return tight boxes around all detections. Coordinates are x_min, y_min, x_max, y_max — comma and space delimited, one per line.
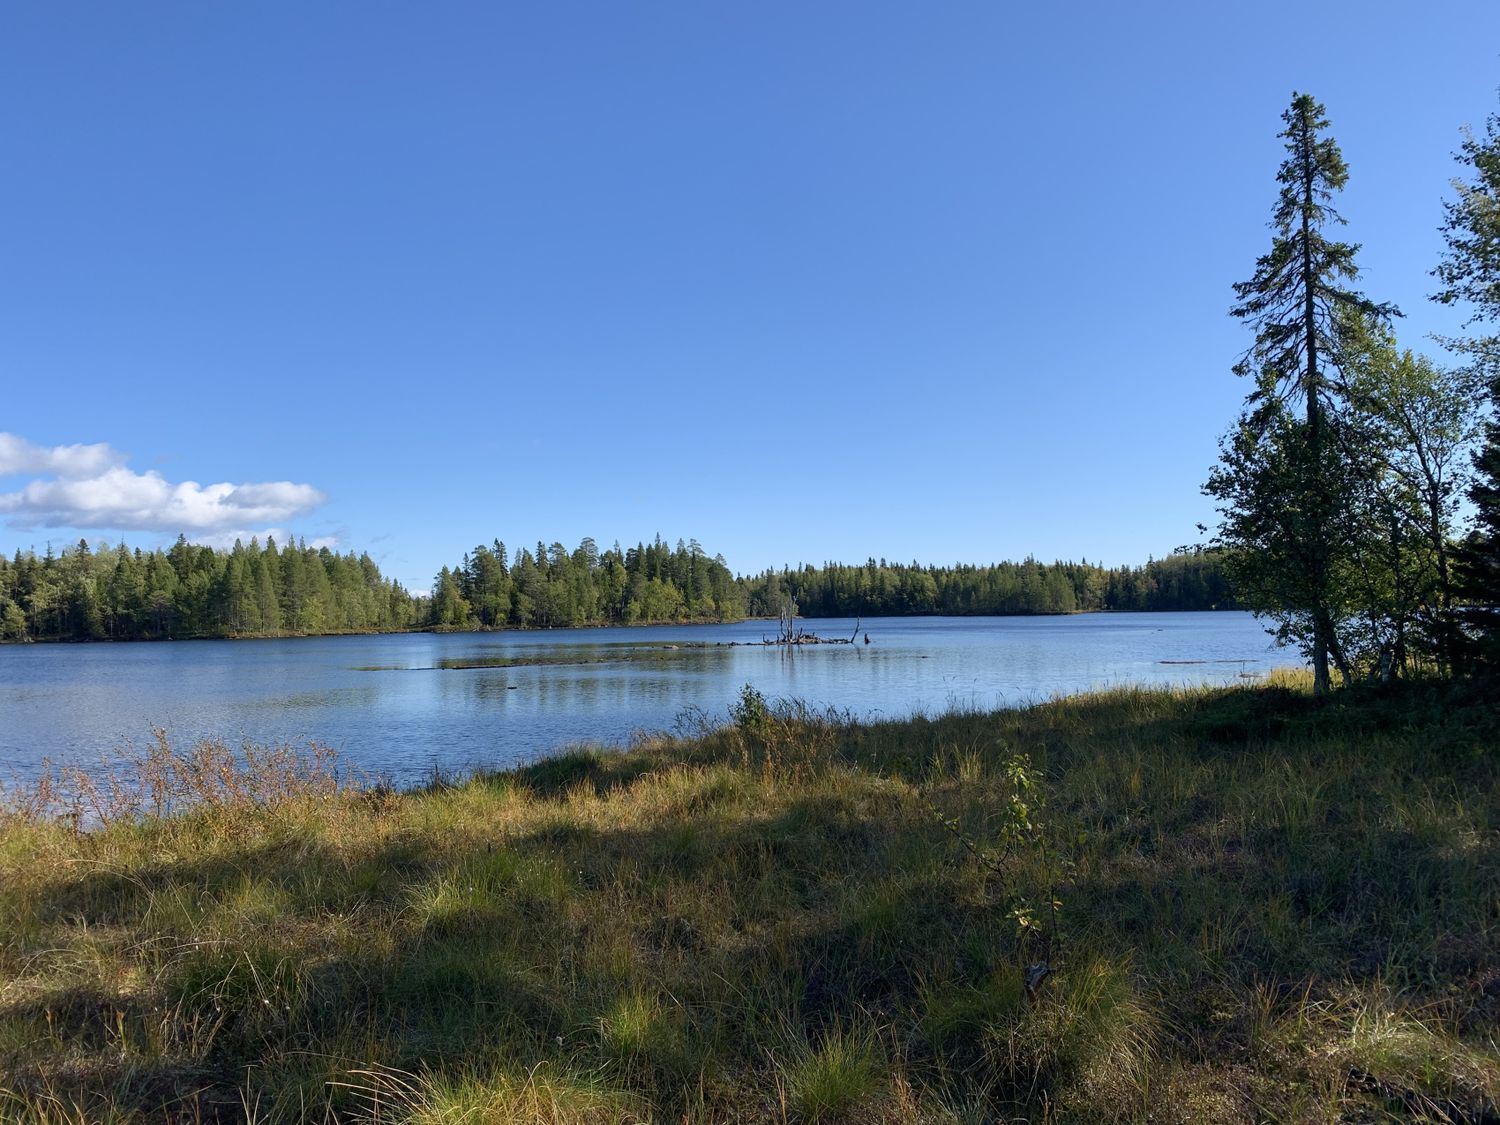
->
0, 613, 1283, 784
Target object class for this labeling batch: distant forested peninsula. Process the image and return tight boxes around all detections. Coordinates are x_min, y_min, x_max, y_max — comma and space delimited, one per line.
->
0, 534, 1234, 643
0, 536, 422, 642
740, 551, 1235, 618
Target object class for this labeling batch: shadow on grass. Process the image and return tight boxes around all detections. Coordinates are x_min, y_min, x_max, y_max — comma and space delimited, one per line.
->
8, 784, 1010, 1118
34, 834, 437, 927
6, 678, 1499, 1121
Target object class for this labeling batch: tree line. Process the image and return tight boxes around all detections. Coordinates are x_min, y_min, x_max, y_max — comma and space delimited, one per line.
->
0, 535, 422, 642
429, 537, 746, 630
0, 531, 1240, 643
1206, 90, 1500, 688
741, 550, 1234, 618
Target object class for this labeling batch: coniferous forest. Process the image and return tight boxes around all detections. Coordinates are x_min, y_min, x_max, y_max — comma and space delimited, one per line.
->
428, 538, 747, 630
0, 533, 1235, 643
740, 551, 1233, 618
0, 536, 423, 642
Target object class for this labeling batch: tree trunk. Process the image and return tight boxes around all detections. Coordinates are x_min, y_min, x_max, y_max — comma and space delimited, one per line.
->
1300, 103, 1331, 695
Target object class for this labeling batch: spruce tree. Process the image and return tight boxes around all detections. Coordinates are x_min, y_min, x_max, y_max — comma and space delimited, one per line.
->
1208, 93, 1396, 693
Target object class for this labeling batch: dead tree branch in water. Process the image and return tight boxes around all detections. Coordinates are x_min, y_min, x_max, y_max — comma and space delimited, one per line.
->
758, 597, 855, 646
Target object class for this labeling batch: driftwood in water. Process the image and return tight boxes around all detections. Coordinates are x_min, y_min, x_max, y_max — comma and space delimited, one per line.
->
756, 599, 857, 645
694, 600, 875, 647
758, 633, 853, 646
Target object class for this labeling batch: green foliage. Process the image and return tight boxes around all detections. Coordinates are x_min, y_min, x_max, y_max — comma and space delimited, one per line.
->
0, 535, 422, 642
433, 534, 746, 630
1204, 95, 1496, 687
1209, 402, 1353, 672
931, 749, 1065, 959
1339, 319, 1482, 672
730, 683, 771, 738
742, 550, 1236, 618
3, 532, 1241, 647
1211, 93, 1398, 694
1456, 372, 1500, 666
1435, 92, 1500, 665
1434, 94, 1500, 347
779, 1024, 886, 1123
1228, 94, 1395, 404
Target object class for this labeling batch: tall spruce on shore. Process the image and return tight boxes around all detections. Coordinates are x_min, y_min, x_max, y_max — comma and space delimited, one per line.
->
1208, 93, 1397, 694
1435, 93, 1500, 665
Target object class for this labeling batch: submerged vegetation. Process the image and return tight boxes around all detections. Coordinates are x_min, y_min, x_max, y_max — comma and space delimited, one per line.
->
2, 676, 1496, 1122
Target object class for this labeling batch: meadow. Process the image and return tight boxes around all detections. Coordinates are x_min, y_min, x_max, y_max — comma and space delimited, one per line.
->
1, 674, 1496, 1123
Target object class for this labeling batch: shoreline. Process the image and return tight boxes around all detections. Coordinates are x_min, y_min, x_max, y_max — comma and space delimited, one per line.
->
0, 606, 1247, 647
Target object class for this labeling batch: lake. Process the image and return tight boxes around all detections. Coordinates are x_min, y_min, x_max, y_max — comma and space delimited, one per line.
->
0, 612, 1283, 784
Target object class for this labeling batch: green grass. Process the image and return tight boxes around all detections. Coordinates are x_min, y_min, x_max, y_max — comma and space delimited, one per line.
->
1, 674, 1497, 1122
778, 1021, 885, 1122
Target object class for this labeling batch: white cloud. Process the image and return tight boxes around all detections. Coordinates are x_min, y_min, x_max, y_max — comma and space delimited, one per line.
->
0, 433, 125, 479
0, 434, 327, 535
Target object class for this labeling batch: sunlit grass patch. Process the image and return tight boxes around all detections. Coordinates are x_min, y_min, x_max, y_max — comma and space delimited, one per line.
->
349, 1062, 647, 1125
986, 955, 1158, 1117
404, 848, 573, 936
0, 1086, 142, 1125
1248, 983, 1500, 1119
1346, 1004, 1500, 1111
595, 988, 703, 1088
776, 1021, 887, 1123
597, 989, 663, 1060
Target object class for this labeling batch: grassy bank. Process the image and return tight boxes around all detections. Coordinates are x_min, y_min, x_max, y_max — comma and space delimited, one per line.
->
1, 677, 1497, 1123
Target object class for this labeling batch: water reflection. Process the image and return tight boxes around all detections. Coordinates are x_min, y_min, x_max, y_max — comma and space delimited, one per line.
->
0, 613, 1283, 784
242, 686, 385, 711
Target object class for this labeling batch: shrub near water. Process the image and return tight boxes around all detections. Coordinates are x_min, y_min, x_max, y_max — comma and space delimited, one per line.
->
1, 676, 1498, 1122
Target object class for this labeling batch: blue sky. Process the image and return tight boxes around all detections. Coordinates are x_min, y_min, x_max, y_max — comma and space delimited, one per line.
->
2, 3, 1497, 591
